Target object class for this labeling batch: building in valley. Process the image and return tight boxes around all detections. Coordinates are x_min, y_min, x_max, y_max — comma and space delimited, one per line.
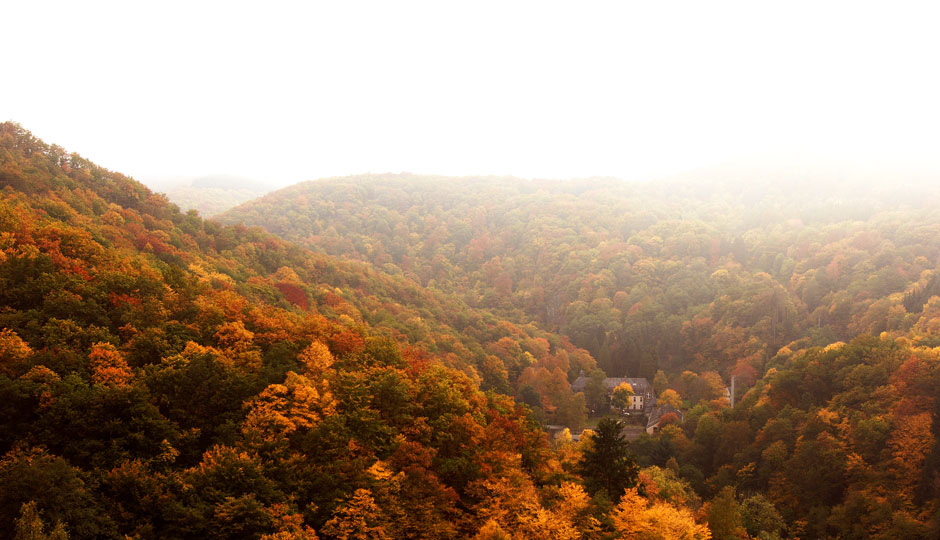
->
571, 374, 655, 414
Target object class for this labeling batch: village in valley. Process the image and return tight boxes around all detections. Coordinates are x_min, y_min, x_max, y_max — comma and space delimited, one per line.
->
546, 370, 735, 443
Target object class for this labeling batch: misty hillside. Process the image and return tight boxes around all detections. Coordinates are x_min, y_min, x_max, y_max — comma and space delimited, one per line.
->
0, 124, 618, 539
2, 124, 940, 539
219, 172, 940, 375
9, 0, 940, 537
218, 172, 940, 537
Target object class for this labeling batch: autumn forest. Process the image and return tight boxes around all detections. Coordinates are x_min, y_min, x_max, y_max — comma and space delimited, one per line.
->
2, 122, 940, 539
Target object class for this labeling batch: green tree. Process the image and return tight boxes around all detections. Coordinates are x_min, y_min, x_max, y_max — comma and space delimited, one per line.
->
652, 369, 669, 394
740, 495, 785, 540
584, 369, 608, 414
578, 418, 639, 501
0, 448, 113, 539
705, 486, 745, 540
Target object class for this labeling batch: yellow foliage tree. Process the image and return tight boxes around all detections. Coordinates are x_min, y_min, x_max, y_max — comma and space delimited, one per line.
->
241, 371, 336, 451
658, 389, 682, 409
88, 342, 133, 386
888, 411, 934, 499
298, 341, 334, 376
552, 481, 602, 536
162, 341, 221, 367
473, 519, 510, 540
611, 383, 635, 410
274, 266, 303, 284
0, 328, 32, 376
467, 467, 543, 536
321, 489, 391, 540
611, 488, 711, 540
260, 502, 319, 540
515, 506, 581, 540
214, 320, 262, 371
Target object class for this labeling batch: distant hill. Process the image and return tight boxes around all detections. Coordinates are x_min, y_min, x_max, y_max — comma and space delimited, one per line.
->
219, 171, 940, 376
188, 174, 270, 191
149, 174, 273, 217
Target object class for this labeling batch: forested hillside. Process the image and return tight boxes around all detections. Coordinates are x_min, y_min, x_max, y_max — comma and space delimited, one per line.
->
0, 123, 721, 539
221, 173, 940, 382
3, 123, 940, 539
219, 173, 940, 537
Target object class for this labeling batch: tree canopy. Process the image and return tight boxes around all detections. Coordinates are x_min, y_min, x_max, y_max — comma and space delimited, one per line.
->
5, 123, 940, 538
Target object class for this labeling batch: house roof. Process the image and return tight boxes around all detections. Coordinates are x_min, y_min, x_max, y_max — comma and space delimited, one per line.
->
606, 377, 652, 394
571, 376, 652, 395
646, 405, 683, 430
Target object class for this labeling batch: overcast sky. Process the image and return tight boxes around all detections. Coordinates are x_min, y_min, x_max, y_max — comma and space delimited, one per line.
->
4, 1, 940, 190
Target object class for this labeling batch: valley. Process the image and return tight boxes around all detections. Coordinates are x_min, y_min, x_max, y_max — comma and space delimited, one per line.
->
2, 123, 939, 539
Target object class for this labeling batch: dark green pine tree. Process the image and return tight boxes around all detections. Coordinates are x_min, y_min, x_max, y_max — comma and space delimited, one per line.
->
578, 417, 640, 502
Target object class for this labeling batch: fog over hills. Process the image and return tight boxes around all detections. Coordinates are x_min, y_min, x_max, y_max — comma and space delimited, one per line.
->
5, 0, 940, 535
146, 174, 279, 217
5, 120, 940, 538
212, 163, 940, 537
158, 150, 940, 219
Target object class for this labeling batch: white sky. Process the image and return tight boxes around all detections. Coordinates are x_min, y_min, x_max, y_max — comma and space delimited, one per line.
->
4, 1, 940, 189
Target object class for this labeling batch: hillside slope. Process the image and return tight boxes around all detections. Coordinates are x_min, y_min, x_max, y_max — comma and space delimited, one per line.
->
1, 123, 696, 539
219, 172, 940, 538
5, 124, 940, 538
221, 173, 940, 381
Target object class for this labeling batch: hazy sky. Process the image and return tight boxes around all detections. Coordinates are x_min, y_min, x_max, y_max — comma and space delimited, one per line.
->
4, 1, 940, 189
